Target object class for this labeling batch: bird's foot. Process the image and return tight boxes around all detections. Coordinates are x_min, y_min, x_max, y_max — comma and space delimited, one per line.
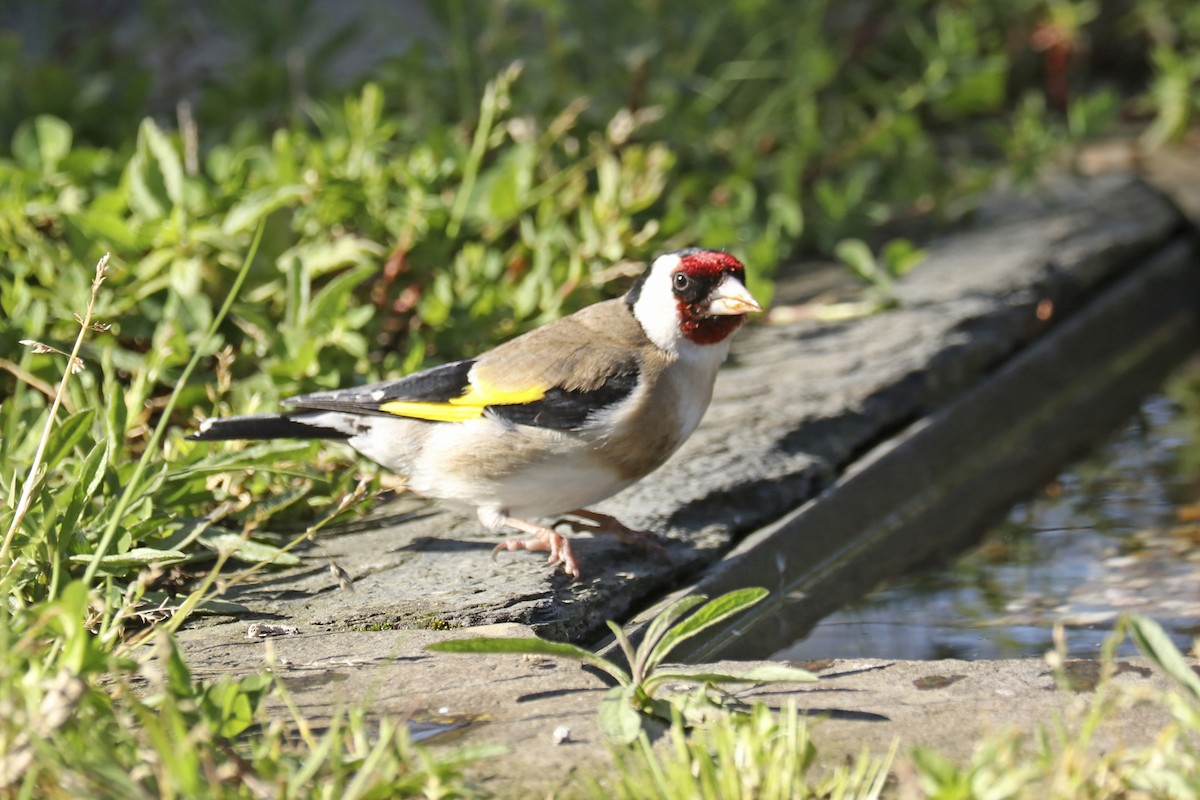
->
557, 510, 669, 561
491, 519, 581, 579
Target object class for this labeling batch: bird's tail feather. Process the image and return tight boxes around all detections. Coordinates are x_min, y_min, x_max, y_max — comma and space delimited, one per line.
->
190, 414, 352, 442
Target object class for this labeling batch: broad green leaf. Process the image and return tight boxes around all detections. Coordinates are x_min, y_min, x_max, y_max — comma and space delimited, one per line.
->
197, 533, 302, 566
766, 191, 804, 238
141, 118, 185, 207
636, 594, 707, 678
244, 485, 310, 524
223, 184, 307, 234
170, 441, 322, 477
646, 587, 769, 673
882, 238, 925, 278
305, 262, 376, 324
200, 676, 266, 738
72, 209, 139, 250
59, 439, 108, 535
193, 598, 251, 615
12, 114, 72, 173
645, 664, 817, 695
159, 633, 195, 699
49, 580, 107, 674
41, 409, 96, 471
78, 437, 109, 503
295, 237, 382, 279
427, 637, 630, 685
910, 747, 958, 786
136, 591, 249, 616
155, 517, 217, 552
834, 238, 879, 284
1129, 614, 1200, 703
481, 144, 536, 221
598, 686, 643, 745
127, 148, 167, 220
70, 547, 189, 568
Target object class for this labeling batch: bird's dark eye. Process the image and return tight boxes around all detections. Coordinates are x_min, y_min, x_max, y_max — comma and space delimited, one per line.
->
672, 272, 692, 292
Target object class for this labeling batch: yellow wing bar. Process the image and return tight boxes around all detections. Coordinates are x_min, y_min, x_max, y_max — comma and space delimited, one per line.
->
379, 381, 546, 423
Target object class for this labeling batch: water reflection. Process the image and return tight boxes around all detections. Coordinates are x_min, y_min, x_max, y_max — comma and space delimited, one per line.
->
773, 361, 1200, 661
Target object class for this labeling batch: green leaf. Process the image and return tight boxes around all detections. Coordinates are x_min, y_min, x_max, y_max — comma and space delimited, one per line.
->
171, 441, 321, 477
41, 409, 96, 471
193, 598, 251, 615
644, 664, 816, 695
59, 439, 108, 535
910, 746, 959, 787
598, 686, 644, 745
155, 517, 218, 552
645, 588, 769, 673
223, 184, 307, 234
766, 192, 804, 238
635, 594, 707, 678
197, 533, 302, 566
882, 238, 925, 278
49, 580, 108, 674
135, 591, 249, 616
141, 118, 185, 208
427, 636, 630, 686
305, 262, 376, 325
834, 238, 880, 284
481, 144, 536, 221
72, 209, 140, 250
127, 118, 184, 219
160, 634, 195, 699
70, 547, 189, 568
243, 485, 310, 524
607, 619, 638, 679
1129, 614, 1200, 703
200, 677, 263, 738
12, 114, 73, 173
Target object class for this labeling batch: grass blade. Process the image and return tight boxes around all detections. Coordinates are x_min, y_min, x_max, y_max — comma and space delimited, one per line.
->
84, 224, 263, 597
1129, 613, 1200, 703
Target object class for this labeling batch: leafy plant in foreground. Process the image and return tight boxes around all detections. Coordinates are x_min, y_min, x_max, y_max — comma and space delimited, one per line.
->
909, 614, 1200, 799
589, 701, 895, 800
427, 587, 816, 744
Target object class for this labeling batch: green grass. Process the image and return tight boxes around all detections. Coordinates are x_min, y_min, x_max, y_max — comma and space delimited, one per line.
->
5, 1, 1200, 796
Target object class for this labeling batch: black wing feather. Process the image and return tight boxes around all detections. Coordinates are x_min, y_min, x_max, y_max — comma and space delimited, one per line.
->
281, 359, 475, 415
487, 369, 639, 431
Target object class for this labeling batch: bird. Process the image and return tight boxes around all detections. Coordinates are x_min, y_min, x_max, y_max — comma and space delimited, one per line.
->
191, 248, 761, 578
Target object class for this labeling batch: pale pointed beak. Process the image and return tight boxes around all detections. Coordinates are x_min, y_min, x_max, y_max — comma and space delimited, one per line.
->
706, 273, 763, 316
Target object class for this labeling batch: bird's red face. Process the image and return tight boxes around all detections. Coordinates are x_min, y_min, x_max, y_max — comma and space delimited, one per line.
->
670, 250, 761, 345
627, 248, 762, 352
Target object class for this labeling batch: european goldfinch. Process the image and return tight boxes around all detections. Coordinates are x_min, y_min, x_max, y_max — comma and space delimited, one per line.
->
192, 248, 761, 578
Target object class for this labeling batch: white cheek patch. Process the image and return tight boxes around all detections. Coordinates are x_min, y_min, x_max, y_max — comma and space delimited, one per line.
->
632, 253, 684, 353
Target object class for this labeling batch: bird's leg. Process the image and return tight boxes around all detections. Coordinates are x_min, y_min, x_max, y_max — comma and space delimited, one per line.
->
482, 509, 581, 579
557, 510, 668, 560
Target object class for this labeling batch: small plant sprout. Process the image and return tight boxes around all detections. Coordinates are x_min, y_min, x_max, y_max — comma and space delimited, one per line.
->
837, 238, 925, 307
427, 587, 816, 743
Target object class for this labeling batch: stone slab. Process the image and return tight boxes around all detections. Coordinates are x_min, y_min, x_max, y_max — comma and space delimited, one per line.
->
173, 623, 1189, 797
205, 174, 1188, 644
637, 236, 1200, 662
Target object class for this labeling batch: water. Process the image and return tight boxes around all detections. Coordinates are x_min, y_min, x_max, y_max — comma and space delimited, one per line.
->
772, 361, 1200, 662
